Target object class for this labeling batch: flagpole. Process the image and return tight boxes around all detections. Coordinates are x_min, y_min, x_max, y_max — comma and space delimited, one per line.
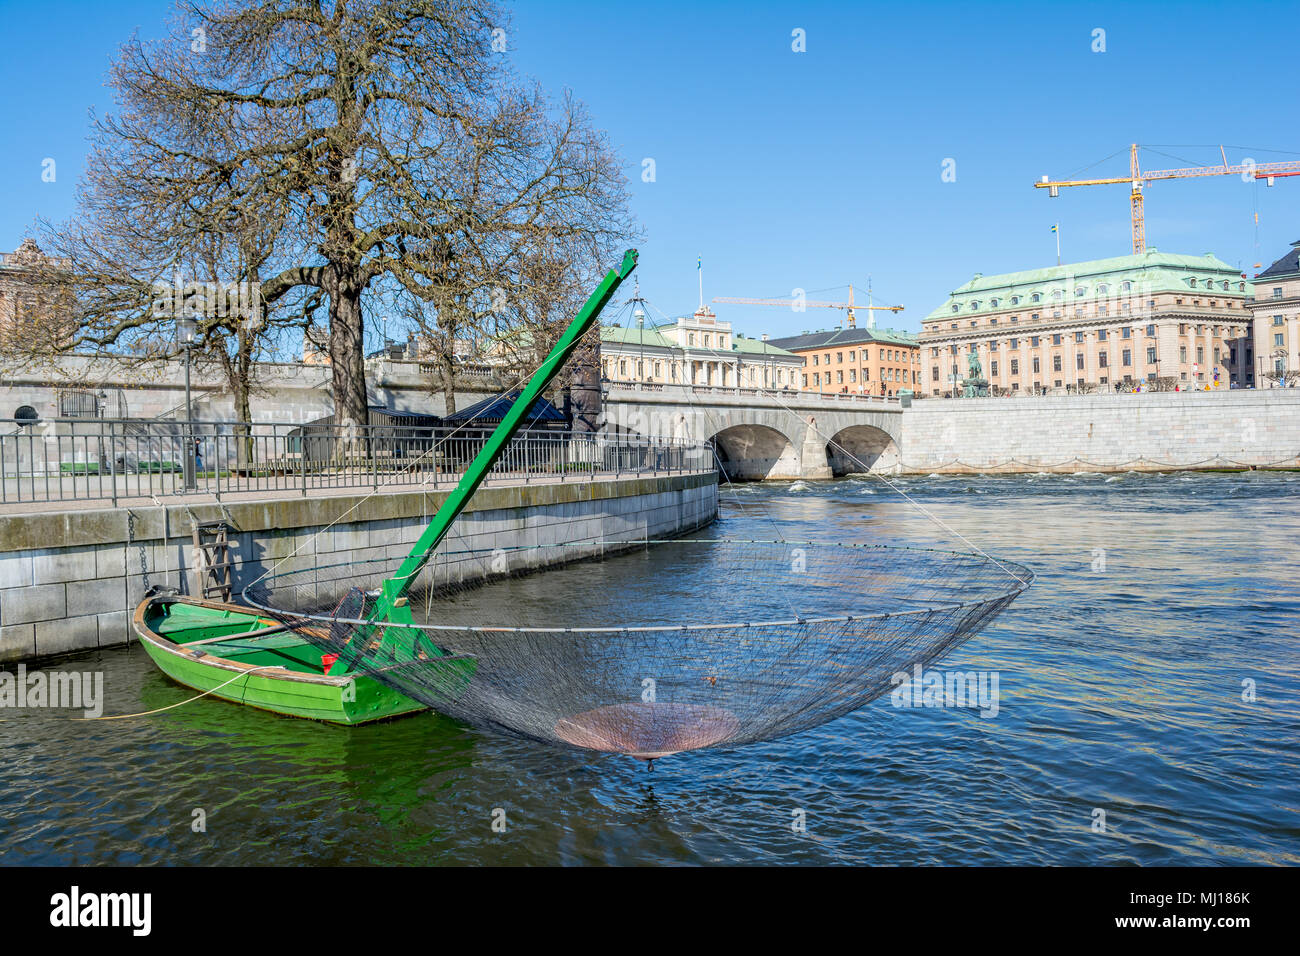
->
1055, 223, 1061, 266
698, 255, 703, 310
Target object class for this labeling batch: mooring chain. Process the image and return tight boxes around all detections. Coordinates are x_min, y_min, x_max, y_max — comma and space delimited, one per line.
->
127, 510, 150, 593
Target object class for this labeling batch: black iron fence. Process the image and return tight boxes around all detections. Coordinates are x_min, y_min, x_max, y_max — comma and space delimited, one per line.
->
0, 419, 713, 506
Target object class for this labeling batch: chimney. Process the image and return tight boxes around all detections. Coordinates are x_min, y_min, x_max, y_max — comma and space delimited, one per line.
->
761, 332, 769, 342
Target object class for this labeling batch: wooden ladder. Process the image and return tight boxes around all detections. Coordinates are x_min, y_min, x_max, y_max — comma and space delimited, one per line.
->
190, 520, 233, 602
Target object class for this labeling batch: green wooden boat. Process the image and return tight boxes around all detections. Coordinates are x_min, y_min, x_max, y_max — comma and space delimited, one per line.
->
133, 250, 639, 726
133, 594, 425, 724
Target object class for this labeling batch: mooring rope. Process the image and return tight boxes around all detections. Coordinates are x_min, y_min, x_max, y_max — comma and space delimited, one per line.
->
72, 664, 282, 721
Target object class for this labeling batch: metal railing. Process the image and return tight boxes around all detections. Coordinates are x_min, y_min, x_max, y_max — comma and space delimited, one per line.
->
606, 381, 902, 405
0, 419, 713, 507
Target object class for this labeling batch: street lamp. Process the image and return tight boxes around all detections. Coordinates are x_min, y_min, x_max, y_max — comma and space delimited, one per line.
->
176, 315, 198, 490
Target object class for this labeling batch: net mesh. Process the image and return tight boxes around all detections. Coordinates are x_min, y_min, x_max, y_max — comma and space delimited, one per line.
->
244, 539, 1031, 759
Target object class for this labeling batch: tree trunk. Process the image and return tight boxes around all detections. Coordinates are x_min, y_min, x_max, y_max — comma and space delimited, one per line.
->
439, 351, 457, 417
233, 382, 253, 472
328, 280, 369, 457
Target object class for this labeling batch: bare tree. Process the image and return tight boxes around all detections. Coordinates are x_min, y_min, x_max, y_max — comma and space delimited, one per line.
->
28, 0, 633, 439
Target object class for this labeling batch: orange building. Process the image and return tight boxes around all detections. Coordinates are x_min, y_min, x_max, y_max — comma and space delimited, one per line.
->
766, 326, 921, 397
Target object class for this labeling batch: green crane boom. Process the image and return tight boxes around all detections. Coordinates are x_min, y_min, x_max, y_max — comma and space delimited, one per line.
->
357, 249, 638, 664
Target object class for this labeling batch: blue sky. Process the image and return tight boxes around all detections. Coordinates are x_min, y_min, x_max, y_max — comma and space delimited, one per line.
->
2, 0, 1298, 344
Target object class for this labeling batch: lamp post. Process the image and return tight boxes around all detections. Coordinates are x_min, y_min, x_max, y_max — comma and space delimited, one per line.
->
177, 315, 198, 490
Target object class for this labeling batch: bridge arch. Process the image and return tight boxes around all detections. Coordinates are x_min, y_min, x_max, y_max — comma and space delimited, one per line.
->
710, 423, 800, 481
825, 423, 900, 476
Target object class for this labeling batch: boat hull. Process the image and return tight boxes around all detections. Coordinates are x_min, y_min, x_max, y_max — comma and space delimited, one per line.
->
133, 595, 425, 725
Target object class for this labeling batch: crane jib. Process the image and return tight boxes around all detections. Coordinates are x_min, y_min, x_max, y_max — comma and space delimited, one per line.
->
350, 249, 639, 664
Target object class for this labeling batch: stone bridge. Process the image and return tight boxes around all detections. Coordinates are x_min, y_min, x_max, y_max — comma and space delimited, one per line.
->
602, 383, 903, 479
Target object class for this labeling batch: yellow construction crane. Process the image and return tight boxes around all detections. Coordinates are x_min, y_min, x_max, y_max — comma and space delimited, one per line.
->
713, 282, 903, 329
1036, 143, 1300, 255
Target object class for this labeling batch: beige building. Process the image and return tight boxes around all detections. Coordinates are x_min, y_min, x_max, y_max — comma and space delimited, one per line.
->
920, 251, 1253, 396
1248, 240, 1300, 386
600, 306, 803, 389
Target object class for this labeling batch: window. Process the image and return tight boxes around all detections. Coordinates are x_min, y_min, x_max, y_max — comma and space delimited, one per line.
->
952, 304, 960, 312
802, 374, 808, 386
1196, 346, 1204, 364
1122, 327, 1132, 339
1052, 333, 1062, 345
1031, 312, 1040, 321
1031, 293, 1041, 303
1122, 349, 1132, 366
1010, 359, 1019, 375
990, 361, 999, 376
1179, 346, 1187, 362
971, 301, 980, 310
812, 354, 818, 365
1009, 337, 1018, 349
1189, 278, 1197, 288
1099, 352, 1108, 368
1275, 333, 1285, 346
836, 370, 843, 384
1076, 354, 1085, 370
1075, 332, 1084, 343
813, 372, 820, 385
1031, 336, 1040, 347
990, 317, 998, 325
1146, 324, 1156, 337
1147, 347, 1157, 363
688, 333, 695, 346
1053, 355, 1062, 372
991, 298, 1000, 308
1053, 290, 1063, 300
1075, 286, 1086, 297
1011, 296, 1020, 305
836, 352, 843, 363
932, 367, 939, 381
849, 369, 856, 382
1273, 288, 1283, 299
1274, 315, 1284, 325
1121, 281, 1132, 292
1032, 357, 1041, 373
824, 353, 830, 365
1097, 329, 1107, 341
1097, 284, 1109, 294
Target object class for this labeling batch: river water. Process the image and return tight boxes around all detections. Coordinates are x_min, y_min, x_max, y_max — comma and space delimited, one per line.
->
2, 472, 1298, 865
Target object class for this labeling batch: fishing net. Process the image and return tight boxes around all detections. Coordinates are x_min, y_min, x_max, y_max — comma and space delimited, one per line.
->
245, 539, 1032, 760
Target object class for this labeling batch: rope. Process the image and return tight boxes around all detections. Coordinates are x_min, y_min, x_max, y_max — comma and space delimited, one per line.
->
71, 664, 283, 721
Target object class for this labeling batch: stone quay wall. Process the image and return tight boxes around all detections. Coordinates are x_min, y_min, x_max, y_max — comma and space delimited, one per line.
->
896, 390, 1300, 473
0, 471, 718, 663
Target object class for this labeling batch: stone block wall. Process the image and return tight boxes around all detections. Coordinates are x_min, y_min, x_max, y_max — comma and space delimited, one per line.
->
0, 472, 717, 662
897, 390, 1300, 473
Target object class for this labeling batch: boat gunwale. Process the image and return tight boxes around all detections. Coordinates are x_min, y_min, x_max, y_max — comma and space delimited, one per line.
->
132, 594, 355, 688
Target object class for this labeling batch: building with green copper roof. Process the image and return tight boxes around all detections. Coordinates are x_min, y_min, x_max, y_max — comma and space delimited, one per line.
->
919, 249, 1254, 396
599, 306, 803, 389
